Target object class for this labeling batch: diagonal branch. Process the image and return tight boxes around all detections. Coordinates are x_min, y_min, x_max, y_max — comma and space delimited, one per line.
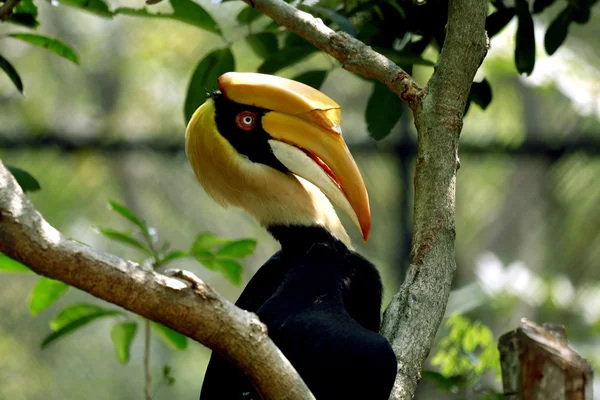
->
0, 0, 22, 21
0, 161, 314, 400
241, 0, 488, 399
243, 0, 423, 108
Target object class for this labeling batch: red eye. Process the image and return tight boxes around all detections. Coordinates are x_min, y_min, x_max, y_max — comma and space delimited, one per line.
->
235, 111, 257, 131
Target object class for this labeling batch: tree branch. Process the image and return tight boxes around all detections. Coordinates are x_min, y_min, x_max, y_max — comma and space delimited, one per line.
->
0, 161, 315, 400
241, 0, 489, 397
0, 0, 22, 21
243, 0, 489, 398
243, 0, 423, 107
380, 0, 489, 399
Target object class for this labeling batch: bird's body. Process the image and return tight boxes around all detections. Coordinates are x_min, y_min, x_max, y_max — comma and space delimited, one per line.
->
200, 226, 397, 400
185, 72, 397, 399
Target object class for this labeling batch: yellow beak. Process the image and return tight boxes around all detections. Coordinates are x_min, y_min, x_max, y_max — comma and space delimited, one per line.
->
218, 72, 371, 241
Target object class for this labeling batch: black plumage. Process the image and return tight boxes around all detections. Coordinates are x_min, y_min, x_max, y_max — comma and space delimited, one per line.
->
200, 226, 397, 400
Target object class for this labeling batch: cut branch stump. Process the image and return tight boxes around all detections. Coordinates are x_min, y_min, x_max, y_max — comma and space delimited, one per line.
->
498, 318, 594, 400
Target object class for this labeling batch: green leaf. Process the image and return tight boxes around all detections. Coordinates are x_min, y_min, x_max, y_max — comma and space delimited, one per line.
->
151, 322, 188, 350
50, 303, 122, 331
570, 2, 591, 23
470, 79, 492, 110
236, 6, 261, 24
191, 232, 231, 254
291, 70, 328, 89
30, 278, 68, 316
246, 32, 278, 59
216, 239, 257, 258
215, 259, 243, 285
59, 0, 113, 18
97, 228, 153, 256
163, 364, 176, 386
421, 370, 467, 393
111, 322, 138, 364
161, 250, 189, 264
284, 32, 312, 49
184, 47, 234, 124
7, 33, 79, 64
311, 6, 357, 36
42, 311, 120, 348
0, 253, 30, 272
374, 48, 435, 67
6, 165, 40, 192
485, 8, 516, 38
0, 53, 23, 93
196, 256, 217, 270
116, 0, 220, 35
8, 0, 39, 28
107, 200, 150, 236
514, 0, 536, 75
544, 7, 573, 55
365, 81, 404, 140
532, 0, 556, 14
258, 47, 317, 74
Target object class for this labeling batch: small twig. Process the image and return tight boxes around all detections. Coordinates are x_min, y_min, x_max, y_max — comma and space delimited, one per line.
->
144, 319, 152, 400
0, 0, 22, 21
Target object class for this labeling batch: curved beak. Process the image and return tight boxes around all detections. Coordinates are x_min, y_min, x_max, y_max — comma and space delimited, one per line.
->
218, 72, 371, 241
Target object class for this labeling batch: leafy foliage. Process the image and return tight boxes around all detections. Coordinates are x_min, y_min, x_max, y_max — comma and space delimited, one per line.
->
184, 47, 235, 124
0, 253, 31, 272
0, 54, 23, 93
366, 81, 405, 140
514, 0, 536, 76
151, 322, 188, 351
1, 0, 595, 139
6, 0, 39, 28
291, 70, 328, 89
6, 33, 79, 64
111, 322, 138, 364
115, 0, 221, 35
29, 278, 68, 316
1, 193, 257, 393
42, 306, 122, 348
431, 314, 501, 383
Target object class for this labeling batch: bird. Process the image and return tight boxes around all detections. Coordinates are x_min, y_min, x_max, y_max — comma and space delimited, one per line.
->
185, 72, 397, 400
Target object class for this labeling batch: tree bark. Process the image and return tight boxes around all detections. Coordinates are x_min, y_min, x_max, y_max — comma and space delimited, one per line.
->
2, 0, 489, 397
0, 0, 22, 21
498, 318, 594, 400
0, 161, 314, 400
242, 0, 423, 107
243, 0, 488, 398
380, 1, 489, 398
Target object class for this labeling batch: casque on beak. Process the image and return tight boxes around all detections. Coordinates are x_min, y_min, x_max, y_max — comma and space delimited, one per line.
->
218, 72, 371, 241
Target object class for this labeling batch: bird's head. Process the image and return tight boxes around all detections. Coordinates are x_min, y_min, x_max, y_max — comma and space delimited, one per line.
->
185, 72, 370, 246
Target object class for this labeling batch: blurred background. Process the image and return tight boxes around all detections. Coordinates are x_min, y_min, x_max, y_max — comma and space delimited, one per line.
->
1, 0, 599, 398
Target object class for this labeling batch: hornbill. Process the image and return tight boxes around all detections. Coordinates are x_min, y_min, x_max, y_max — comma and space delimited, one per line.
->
185, 72, 397, 400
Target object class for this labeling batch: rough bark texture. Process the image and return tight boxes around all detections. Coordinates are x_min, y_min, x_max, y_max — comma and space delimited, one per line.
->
242, 0, 423, 107
3, 0, 489, 397
241, 0, 488, 397
378, 0, 489, 398
0, 0, 22, 21
498, 318, 594, 400
0, 161, 315, 400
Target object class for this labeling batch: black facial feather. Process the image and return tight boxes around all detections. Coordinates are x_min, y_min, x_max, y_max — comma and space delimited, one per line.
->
211, 91, 289, 174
